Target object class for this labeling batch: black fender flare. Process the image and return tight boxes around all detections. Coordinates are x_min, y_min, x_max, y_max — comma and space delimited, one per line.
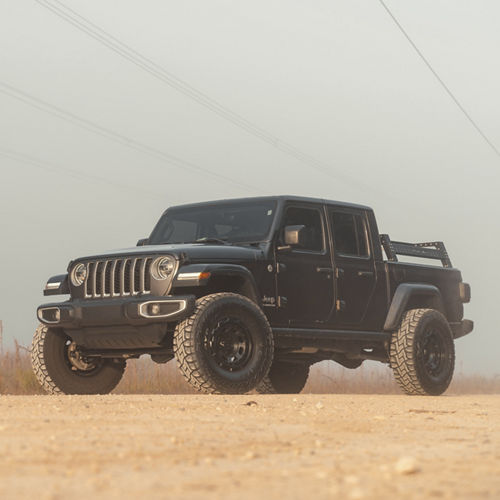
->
43, 274, 70, 296
383, 283, 444, 331
173, 263, 260, 304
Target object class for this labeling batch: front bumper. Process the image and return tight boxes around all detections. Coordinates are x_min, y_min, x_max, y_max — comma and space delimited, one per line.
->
37, 295, 196, 329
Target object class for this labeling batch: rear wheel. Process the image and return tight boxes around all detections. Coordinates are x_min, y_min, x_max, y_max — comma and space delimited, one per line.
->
390, 309, 455, 395
256, 361, 310, 394
174, 293, 274, 394
31, 324, 126, 395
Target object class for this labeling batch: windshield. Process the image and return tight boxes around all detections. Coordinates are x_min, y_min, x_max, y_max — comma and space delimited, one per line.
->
149, 200, 277, 245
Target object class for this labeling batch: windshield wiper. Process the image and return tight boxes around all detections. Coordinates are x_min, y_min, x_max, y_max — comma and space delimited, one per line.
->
193, 237, 230, 245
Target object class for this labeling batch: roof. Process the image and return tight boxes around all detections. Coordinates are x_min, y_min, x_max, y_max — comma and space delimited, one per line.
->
169, 195, 372, 211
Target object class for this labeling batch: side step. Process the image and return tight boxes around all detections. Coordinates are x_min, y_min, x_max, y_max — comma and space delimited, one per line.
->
273, 328, 391, 349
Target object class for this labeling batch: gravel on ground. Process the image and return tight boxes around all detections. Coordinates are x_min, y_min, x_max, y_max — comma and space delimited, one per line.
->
0, 394, 498, 499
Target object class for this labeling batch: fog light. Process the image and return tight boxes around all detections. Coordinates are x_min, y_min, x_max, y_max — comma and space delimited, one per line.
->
150, 303, 161, 315
38, 307, 61, 324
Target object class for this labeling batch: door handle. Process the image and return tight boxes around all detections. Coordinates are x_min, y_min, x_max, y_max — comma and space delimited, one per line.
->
316, 267, 333, 274
357, 271, 374, 277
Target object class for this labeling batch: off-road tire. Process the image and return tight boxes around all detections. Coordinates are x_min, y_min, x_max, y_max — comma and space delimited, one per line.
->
390, 309, 455, 396
174, 293, 274, 394
256, 361, 310, 394
31, 324, 126, 395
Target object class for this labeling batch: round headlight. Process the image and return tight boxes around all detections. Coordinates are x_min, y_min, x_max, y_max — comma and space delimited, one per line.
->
152, 256, 175, 280
71, 263, 87, 287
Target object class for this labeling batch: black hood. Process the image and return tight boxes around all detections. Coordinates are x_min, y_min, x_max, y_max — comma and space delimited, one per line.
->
76, 243, 265, 263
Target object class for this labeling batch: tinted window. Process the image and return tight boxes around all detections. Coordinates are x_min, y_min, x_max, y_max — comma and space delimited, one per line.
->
167, 220, 198, 243
283, 206, 324, 252
150, 201, 277, 244
330, 211, 368, 257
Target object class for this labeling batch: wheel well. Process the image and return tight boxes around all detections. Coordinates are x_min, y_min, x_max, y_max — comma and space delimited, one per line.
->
406, 294, 444, 315
384, 284, 447, 331
205, 274, 259, 304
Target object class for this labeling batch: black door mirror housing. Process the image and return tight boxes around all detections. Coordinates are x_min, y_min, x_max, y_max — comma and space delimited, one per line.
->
284, 225, 306, 247
137, 238, 149, 247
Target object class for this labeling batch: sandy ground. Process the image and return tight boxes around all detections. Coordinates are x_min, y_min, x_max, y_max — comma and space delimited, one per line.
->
0, 394, 498, 500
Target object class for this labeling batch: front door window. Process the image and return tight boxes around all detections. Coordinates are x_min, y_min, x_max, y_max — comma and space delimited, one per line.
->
282, 206, 324, 252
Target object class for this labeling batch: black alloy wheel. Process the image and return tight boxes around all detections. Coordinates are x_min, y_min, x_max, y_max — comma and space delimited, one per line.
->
417, 327, 448, 380
256, 360, 310, 394
174, 293, 274, 394
390, 308, 455, 396
204, 317, 253, 373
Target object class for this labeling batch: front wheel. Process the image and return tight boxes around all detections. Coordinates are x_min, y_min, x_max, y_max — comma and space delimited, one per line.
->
31, 324, 126, 395
174, 293, 274, 394
390, 309, 455, 395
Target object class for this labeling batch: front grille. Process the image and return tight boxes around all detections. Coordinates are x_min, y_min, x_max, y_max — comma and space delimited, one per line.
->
84, 257, 153, 298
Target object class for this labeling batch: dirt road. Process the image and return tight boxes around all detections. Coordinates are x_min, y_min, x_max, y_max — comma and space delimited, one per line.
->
0, 394, 498, 499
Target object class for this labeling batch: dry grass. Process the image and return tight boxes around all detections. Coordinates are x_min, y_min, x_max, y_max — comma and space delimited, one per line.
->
1, 345, 499, 395
0, 342, 44, 395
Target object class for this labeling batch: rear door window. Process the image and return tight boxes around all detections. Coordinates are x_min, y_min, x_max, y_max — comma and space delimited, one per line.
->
330, 211, 369, 257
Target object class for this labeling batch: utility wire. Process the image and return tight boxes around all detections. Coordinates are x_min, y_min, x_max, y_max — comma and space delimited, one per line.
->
0, 148, 166, 199
35, 0, 371, 190
0, 81, 256, 191
378, 0, 500, 159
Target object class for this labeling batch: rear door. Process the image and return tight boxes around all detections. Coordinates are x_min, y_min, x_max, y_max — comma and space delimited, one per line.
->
276, 203, 335, 326
328, 207, 377, 327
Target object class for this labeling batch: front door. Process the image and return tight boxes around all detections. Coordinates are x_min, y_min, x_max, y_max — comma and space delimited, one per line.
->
328, 208, 376, 327
276, 204, 334, 326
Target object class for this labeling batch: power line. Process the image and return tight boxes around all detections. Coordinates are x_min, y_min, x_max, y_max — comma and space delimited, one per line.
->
0, 148, 167, 199
378, 0, 500, 159
0, 81, 256, 191
35, 0, 371, 190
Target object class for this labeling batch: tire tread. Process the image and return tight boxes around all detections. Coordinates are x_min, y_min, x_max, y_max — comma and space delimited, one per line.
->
174, 293, 274, 394
31, 324, 125, 395
390, 308, 454, 396
31, 324, 62, 395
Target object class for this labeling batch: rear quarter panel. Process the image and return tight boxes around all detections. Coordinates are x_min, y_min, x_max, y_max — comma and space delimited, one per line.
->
386, 262, 464, 322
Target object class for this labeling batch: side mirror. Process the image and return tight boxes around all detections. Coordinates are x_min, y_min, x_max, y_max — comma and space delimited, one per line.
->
284, 225, 306, 247
137, 238, 149, 247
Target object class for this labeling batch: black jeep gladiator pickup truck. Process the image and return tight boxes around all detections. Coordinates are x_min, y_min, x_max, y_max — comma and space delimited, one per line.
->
33, 196, 472, 396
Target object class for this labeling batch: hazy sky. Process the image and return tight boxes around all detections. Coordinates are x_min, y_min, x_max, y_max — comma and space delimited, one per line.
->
1, 1, 498, 373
